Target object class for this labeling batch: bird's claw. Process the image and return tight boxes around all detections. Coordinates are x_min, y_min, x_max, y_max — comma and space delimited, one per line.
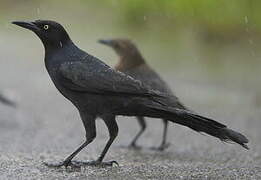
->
43, 160, 81, 168
109, 160, 119, 167
71, 160, 119, 167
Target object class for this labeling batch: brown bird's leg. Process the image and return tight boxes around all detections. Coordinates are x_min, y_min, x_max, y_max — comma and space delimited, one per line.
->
150, 119, 170, 151
158, 119, 170, 151
44, 113, 96, 168
129, 116, 146, 149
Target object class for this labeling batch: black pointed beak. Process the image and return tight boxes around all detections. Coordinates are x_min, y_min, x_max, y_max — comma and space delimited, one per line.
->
12, 21, 40, 31
98, 39, 113, 46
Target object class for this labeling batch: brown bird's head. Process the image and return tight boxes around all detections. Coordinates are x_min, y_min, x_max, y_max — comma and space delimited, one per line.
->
98, 39, 145, 71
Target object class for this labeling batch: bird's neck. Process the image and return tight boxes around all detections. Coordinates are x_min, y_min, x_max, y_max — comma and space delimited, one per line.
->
44, 40, 76, 69
44, 39, 72, 53
116, 54, 145, 71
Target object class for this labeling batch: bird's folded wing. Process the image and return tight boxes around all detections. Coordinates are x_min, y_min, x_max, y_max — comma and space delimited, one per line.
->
59, 61, 162, 98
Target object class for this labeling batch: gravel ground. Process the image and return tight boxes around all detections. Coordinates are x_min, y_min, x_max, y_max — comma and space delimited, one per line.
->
0, 34, 260, 179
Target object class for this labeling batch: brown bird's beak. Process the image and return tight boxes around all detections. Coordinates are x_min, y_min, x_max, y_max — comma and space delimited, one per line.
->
98, 39, 113, 46
12, 21, 40, 31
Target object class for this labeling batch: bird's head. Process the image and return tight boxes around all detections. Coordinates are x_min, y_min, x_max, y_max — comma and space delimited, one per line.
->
12, 20, 71, 50
98, 38, 145, 67
98, 39, 136, 57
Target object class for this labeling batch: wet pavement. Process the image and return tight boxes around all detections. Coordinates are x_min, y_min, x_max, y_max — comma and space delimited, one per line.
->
0, 34, 260, 179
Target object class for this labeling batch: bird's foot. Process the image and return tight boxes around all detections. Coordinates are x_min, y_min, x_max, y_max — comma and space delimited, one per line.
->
44, 160, 80, 168
150, 142, 170, 151
71, 160, 119, 167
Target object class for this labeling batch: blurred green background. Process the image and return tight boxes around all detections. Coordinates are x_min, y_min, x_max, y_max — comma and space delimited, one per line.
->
1, 0, 261, 105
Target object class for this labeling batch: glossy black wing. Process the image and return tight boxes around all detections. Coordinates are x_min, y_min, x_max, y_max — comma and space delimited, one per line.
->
59, 60, 162, 98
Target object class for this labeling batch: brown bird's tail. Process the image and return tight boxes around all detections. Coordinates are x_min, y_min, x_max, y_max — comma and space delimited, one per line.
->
146, 104, 249, 149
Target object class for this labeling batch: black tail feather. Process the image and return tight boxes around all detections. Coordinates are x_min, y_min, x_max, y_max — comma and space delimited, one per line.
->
147, 105, 249, 149
220, 128, 249, 149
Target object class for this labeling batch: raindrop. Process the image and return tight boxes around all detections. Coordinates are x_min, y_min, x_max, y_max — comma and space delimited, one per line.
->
244, 16, 248, 24
37, 8, 40, 15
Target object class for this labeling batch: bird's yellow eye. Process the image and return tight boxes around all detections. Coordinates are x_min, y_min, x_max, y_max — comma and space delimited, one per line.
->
43, 25, 49, 30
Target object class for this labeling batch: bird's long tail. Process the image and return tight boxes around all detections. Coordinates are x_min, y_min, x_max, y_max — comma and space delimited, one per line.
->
146, 104, 249, 149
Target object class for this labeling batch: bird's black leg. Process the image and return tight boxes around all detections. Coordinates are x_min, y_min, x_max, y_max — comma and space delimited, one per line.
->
72, 115, 119, 167
151, 119, 170, 151
97, 115, 119, 166
44, 113, 96, 168
128, 116, 146, 149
